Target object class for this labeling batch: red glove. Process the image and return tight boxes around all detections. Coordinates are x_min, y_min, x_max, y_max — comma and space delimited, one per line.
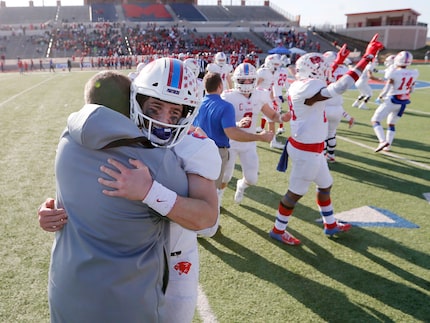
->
363, 34, 384, 60
332, 43, 350, 72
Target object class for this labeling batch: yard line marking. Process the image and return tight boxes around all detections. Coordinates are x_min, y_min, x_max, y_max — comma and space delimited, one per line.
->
197, 284, 219, 323
0, 76, 57, 108
337, 135, 430, 170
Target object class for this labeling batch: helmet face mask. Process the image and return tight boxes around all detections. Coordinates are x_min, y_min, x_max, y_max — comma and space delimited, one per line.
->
384, 55, 396, 67
232, 63, 257, 94
130, 58, 200, 148
214, 52, 227, 67
295, 53, 329, 82
265, 54, 282, 72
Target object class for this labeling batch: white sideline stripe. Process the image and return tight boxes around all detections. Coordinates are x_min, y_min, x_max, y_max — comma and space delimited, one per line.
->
0, 76, 56, 108
197, 284, 218, 323
337, 135, 430, 170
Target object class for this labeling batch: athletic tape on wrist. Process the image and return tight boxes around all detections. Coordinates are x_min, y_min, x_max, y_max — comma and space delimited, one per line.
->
142, 180, 177, 216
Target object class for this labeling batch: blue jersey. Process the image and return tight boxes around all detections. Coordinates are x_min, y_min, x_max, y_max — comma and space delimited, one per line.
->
193, 94, 236, 148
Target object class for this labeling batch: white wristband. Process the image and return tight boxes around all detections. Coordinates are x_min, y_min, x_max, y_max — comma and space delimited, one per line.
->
142, 180, 177, 216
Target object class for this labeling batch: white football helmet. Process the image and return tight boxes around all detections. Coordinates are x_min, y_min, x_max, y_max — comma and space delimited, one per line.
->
177, 53, 186, 61
384, 54, 396, 67
394, 51, 413, 67
184, 58, 200, 77
214, 52, 227, 67
295, 53, 329, 81
323, 51, 338, 82
128, 62, 146, 81
323, 51, 337, 64
130, 58, 201, 148
232, 63, 257, 94
280, 54, 291, 67
265, 54, 282, 72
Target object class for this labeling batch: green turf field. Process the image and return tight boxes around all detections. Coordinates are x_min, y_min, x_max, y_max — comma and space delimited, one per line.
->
0, 65, 429, 322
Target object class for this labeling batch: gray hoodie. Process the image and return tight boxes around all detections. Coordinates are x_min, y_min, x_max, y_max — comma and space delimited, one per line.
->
49, 104, 188, 323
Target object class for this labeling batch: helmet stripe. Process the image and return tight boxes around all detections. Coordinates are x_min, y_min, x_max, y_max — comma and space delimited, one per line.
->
244, 63, 249, 75
167, 59, 183, 89
405, 52, 411, 63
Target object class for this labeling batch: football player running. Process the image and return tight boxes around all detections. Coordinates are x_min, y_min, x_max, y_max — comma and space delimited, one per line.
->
270, 34, 384, 246
221, 62, 291, 204
372, 51, 419, 152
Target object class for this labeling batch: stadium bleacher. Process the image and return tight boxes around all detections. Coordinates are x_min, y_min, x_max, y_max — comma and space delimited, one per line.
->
169, 3, 207, 22
0, 2, 337, 71
91, 4, 118, 22
122, 4, 173, 22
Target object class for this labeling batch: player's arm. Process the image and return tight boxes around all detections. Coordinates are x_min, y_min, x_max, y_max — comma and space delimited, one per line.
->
261, 103, 292, 123
224, 126, 273, 143
99, 134, 221, 231
320, 34, 384, 102
99, 158, 218, 231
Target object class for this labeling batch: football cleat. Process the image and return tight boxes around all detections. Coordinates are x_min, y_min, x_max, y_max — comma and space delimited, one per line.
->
326, 154, 336, 163
269, 229, 301, 245
352, 100, 360, 108
324, 221, 352, 237
270, 140, 284, 149
276, 128, 285, 135
256, 127, 263, 133
382, 145, 391, 152
234, 179, 245, 204
374, 141, 389, 152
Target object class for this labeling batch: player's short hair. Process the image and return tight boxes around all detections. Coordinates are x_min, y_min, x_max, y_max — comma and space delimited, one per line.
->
84, 71, 131, 117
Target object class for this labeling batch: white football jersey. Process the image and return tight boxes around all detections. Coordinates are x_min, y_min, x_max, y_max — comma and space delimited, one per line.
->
288, 78, 328, 143
385, 67, 419, 98
256, 67, 274, 90
221, 89, 269, 134
272, 66, 290, 98
206, 63, 233, 90
355, 61, 374, 85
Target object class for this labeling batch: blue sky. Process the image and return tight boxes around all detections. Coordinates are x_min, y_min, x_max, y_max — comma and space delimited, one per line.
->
4, 0, 430, 37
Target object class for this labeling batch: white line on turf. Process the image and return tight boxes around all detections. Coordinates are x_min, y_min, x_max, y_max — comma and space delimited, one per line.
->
197, 284, 219, 323
337, 135, 430, 170
0, 76, 56, 109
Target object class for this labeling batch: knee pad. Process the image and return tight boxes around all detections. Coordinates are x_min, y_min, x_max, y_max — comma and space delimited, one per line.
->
326, 136, 336, 149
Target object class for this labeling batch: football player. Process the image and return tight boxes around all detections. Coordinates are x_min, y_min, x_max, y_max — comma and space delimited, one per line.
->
372, 51, 419, 152
270, 34, 384, 246
221, 62, 291, 204
206, 51, 234, 90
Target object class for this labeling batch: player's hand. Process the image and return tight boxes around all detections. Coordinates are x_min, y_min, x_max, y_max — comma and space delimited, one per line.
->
258, 130, 275, 143
364, 34, 384, 60
190, 126, 207, 138
333, 44, 350, 71
38, 198, 68, 232
281, 111, 292, 122
99, 158, 153, 201
237, 116, 252, 128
